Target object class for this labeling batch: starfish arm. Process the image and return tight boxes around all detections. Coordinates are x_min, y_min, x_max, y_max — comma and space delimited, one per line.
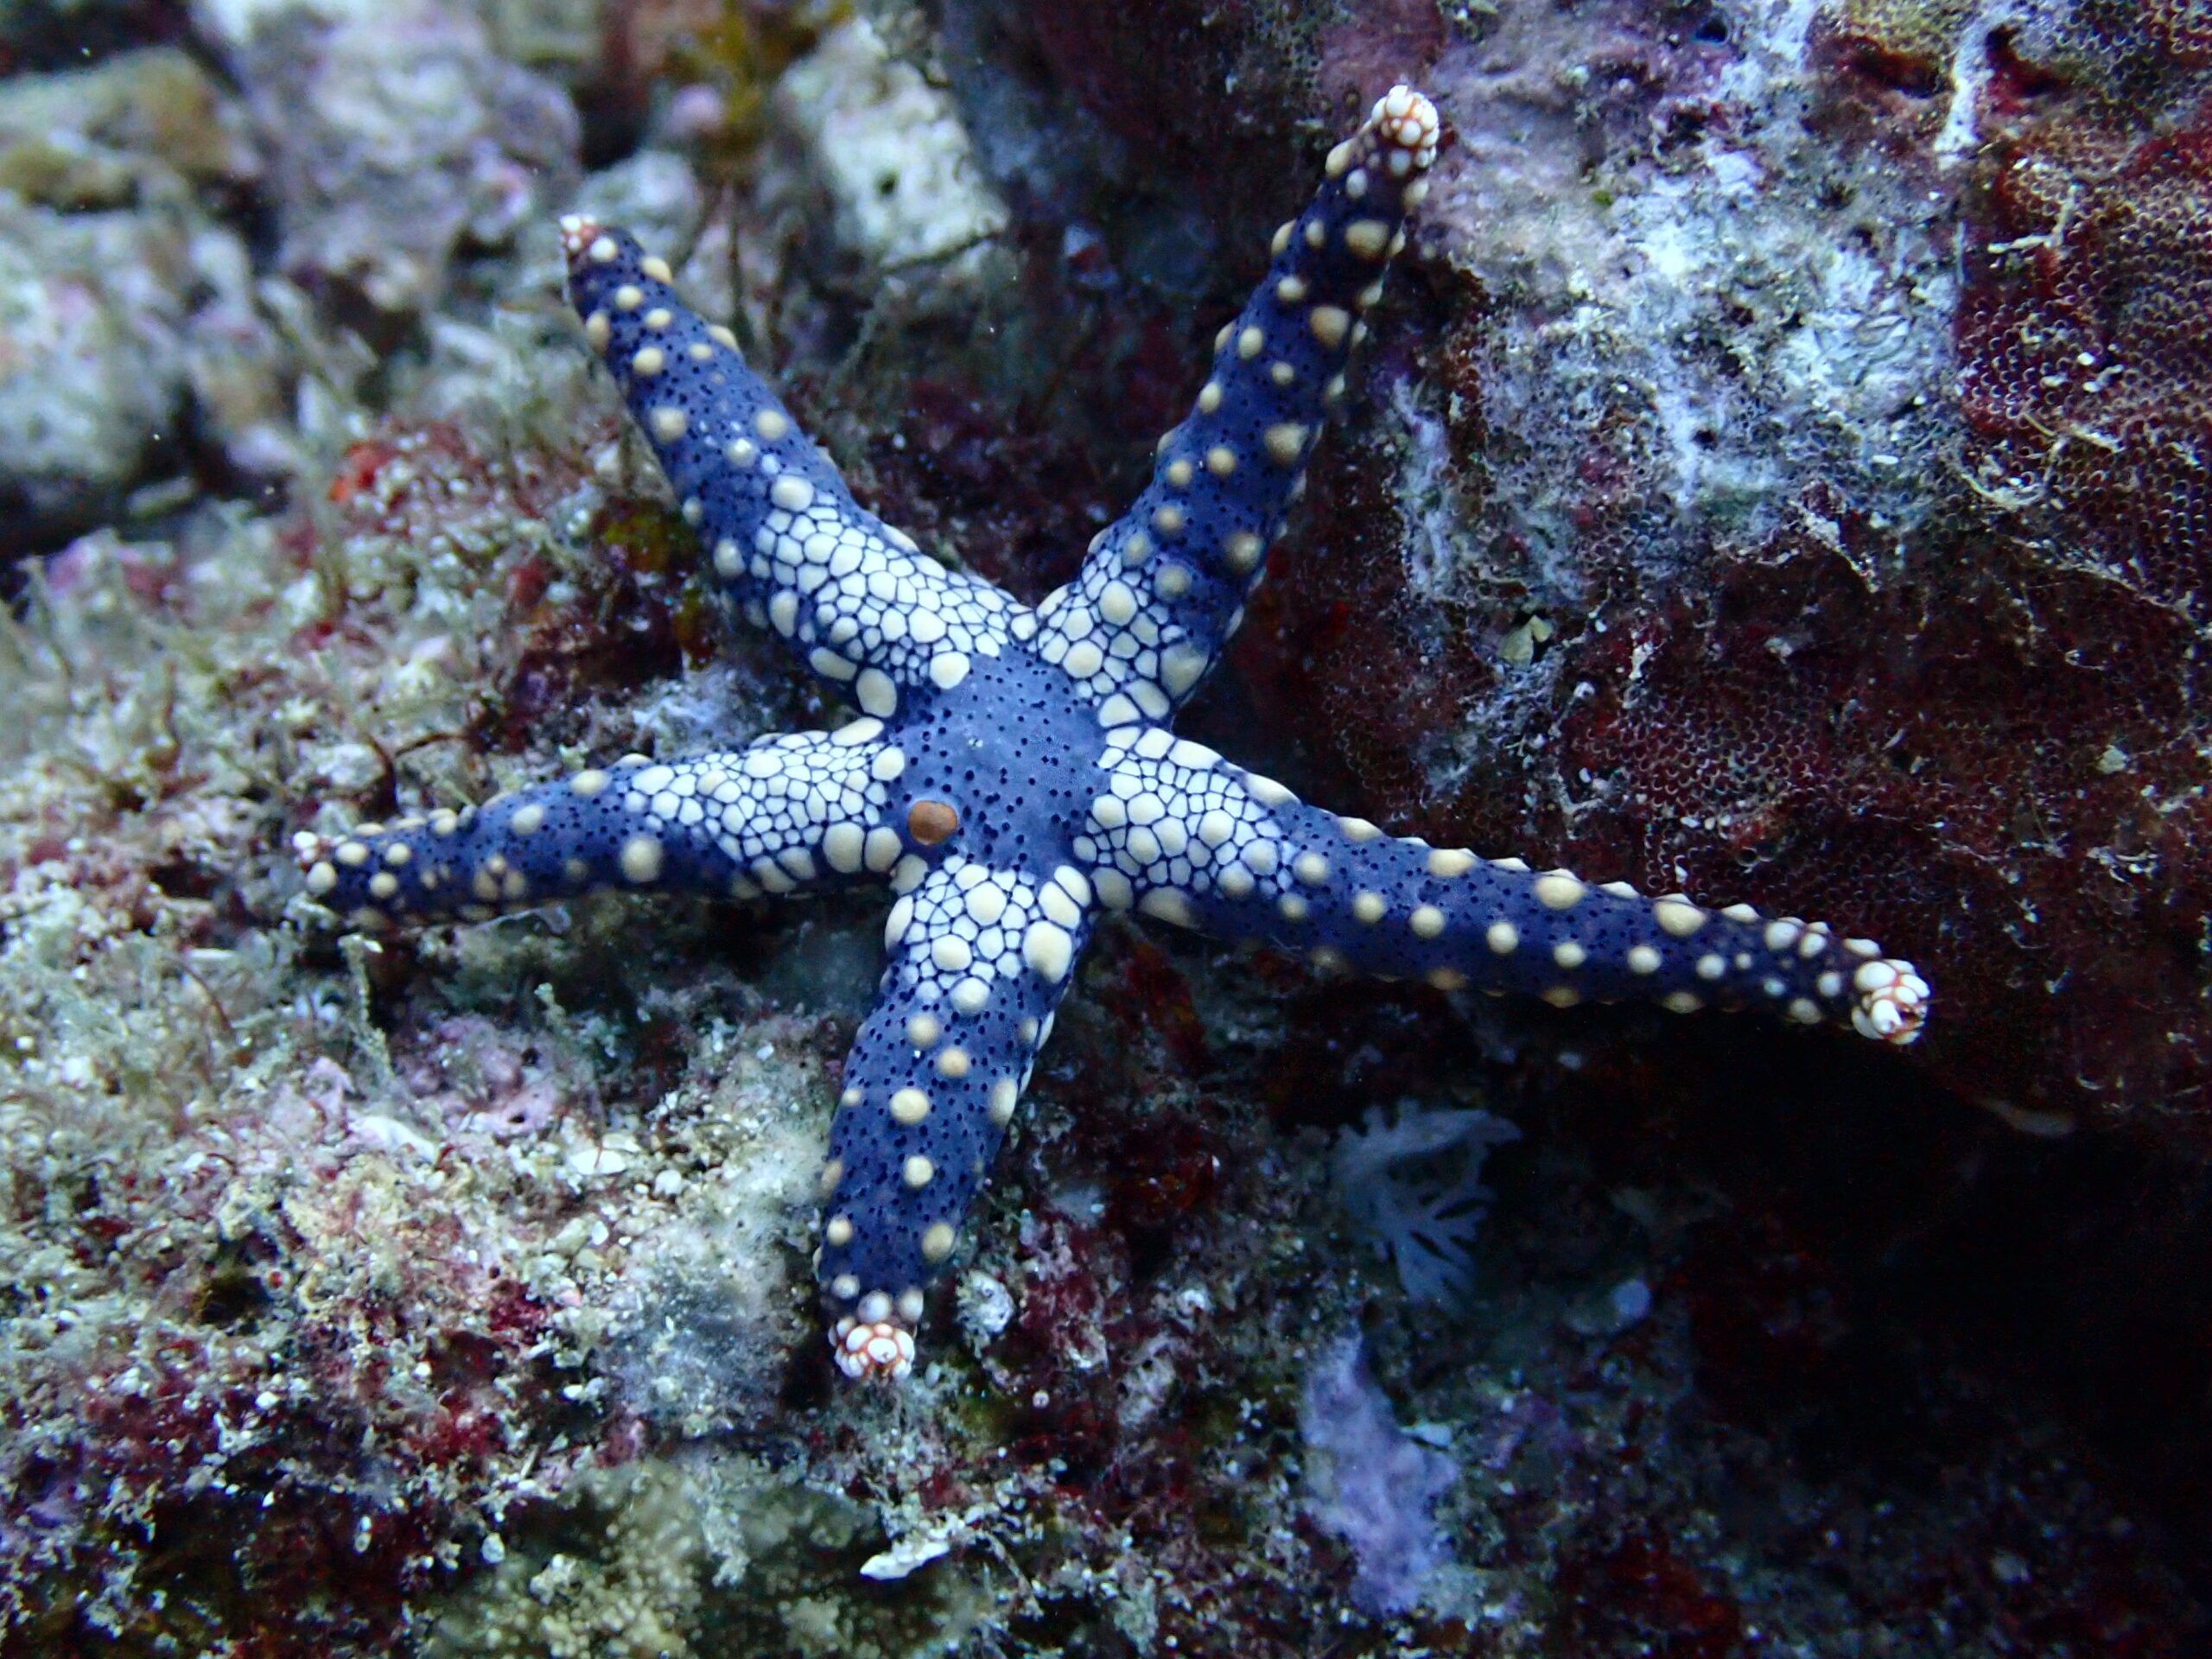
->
558, 218, 1020, 712
1028, 87, 1440, 724
1077, 741, 1931, 1046
295, 725, 905, 925
815, 856, 1093, 1380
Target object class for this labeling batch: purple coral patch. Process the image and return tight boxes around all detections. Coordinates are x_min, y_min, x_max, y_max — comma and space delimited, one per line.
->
1300, 1335, 1459, 1616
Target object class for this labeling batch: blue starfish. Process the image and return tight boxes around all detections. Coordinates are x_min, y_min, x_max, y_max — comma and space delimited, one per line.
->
295, 90, 1929, 1381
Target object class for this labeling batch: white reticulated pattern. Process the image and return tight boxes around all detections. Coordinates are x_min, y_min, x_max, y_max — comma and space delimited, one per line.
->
734, 491, 1019, 702
880, 856, 1096, 1011
1014, 556, 1197, 727
1071, 726, 1304, 918
613, 726, 896, 897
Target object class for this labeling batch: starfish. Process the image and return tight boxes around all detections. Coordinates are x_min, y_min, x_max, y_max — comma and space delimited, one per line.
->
295, 89, 1929, 1382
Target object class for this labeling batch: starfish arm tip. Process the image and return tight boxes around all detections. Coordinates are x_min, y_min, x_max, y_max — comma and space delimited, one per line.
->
832, 1309, 917, 1382
1848, 957, 1932, 1044
1048, 89, 1441, 718
816, 861, 1091, 1371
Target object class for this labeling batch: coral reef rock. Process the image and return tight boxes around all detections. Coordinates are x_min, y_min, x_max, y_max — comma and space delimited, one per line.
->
213, 0, 579, 327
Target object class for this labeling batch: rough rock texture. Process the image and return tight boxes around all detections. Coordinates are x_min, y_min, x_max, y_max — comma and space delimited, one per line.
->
0, 0, 2209, 1653
213, 0, 580, 328
0, 48, 288, 551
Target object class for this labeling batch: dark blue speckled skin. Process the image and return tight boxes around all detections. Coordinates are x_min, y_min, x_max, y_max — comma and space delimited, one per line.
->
297, 91, 1927, 1378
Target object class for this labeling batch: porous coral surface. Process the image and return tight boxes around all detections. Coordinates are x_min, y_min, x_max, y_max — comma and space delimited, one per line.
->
0, 0, 2209, 1655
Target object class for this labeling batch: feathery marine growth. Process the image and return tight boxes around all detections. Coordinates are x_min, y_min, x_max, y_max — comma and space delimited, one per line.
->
293, 88, 1929, 1381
